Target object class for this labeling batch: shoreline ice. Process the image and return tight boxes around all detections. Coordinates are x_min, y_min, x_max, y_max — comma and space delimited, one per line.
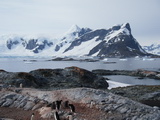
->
107, 80, 131, 89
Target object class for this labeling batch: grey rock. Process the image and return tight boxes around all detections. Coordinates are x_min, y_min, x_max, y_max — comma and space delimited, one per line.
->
1, 93, 17, 100
17, 96, 29, 108
1, 99, 14, 107
32, 102, 44, 110
0, 99, 6, 106
10, 94, 24, 107
23, 101, 35, 110
110, 85, 160, 108
153, 106, 159, 110
140, 91, 160, 100
119, 107, 129, 114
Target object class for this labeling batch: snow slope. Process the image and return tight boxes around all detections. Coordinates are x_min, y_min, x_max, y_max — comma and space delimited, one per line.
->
62, 36, 101, 56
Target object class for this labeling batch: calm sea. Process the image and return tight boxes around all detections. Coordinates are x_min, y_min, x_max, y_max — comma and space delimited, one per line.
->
0, 57, 160, 86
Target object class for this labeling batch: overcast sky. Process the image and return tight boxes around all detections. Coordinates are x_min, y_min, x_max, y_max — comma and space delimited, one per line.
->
0, 0, 159, 45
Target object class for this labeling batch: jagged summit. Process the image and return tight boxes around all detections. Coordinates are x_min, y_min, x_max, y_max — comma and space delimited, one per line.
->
110, 23, 130, 30
122, 23, 131, 32
109, 23, 131, 36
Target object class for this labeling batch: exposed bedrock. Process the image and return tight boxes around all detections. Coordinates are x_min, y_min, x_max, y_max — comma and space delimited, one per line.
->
0, 66, 109, 89
0, 88, 160, 120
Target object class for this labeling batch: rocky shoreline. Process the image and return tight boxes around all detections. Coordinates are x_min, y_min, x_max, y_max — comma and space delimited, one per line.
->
1, 66, 160, 119
92, 69, 160, 80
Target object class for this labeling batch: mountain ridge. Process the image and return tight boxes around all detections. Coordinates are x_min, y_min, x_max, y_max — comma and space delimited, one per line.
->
143, 43, 160, 55
0, 23, 158, 57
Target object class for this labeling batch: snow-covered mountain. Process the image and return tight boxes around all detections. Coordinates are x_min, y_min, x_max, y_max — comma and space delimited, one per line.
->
0, 34, 55, 56
63, 23, 148, 57
0, 23, 153, 57
0, 25, 92, 57
143, 43, 160, 55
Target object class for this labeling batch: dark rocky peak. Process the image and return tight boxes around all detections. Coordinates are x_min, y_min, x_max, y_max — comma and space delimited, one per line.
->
7, 39, 19, 49
24, 38, 53, 53
124, 23, 131, 32
78, 27, 92, 37
112, 23, 131, 31
25, 39, 38, 50
111, 25, 121, 31
108, 23, 131, 36
78, 29, 108, 41
6, 37, 23, 49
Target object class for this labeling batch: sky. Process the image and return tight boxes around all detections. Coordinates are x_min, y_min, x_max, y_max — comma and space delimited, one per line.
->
0, 0, 160, 45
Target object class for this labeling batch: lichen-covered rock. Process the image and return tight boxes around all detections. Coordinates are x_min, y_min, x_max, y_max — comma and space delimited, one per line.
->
0, 66, 109, 89
29, 66, 109, 89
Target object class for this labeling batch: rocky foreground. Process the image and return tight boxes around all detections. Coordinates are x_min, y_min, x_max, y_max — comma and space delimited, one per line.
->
1, 87, 160, 120
1, 67, 160, 120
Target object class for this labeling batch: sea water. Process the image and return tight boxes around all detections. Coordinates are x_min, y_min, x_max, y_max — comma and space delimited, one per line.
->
0, 57, 160, 86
